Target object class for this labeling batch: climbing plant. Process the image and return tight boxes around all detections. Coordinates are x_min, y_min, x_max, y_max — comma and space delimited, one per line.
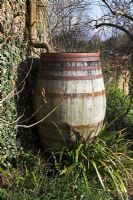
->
0, 0, 26, 166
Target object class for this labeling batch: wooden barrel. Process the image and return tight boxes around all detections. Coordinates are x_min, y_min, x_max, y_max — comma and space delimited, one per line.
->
34, 53, 106, 149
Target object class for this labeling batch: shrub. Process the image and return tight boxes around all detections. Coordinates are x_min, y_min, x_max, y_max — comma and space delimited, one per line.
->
123, 107, 133, 138
105, 81, 132, 130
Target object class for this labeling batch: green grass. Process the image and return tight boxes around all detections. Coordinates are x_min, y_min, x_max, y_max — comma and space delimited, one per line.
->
0, 130, 133, 200
0, 176, 113, 200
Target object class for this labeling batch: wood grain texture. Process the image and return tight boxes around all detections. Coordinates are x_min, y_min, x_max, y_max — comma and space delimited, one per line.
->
34, 53, 106, 149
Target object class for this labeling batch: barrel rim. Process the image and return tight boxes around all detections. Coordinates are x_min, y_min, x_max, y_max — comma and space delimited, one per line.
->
41, 52, 100, 58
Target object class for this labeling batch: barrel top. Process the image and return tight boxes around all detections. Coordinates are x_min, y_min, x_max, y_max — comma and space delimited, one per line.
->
41, 52, 100, 58
41, 52, 100, 62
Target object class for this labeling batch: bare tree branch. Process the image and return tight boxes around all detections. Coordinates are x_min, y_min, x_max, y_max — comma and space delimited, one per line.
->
102, 0, 115, 15
95, 22, 133, 41
102, 0, 133, 21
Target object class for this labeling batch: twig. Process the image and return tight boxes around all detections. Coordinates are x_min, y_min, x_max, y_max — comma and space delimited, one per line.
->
0, 115, 23, 126
20, 105, 42, 123
16, 105, 59, 128
1, 59, 33, 104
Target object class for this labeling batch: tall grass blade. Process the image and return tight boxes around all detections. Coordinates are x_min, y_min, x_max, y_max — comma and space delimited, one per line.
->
52, 121, 66, 143
91, 160, 105, 189
59, 147, 65, 165
79, 162, 90, 192
75, 143, 84, 163
114, 171, 128, 198
100, 160, 125, 200
80, 151, 88, 160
